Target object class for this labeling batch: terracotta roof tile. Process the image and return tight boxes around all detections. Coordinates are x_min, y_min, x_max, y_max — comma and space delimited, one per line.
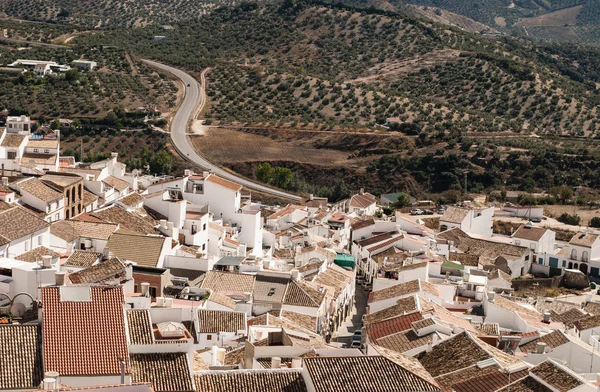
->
205, 174, 242, 192
569, 232, 599, 247
68, 257, 127, 284
368, 279, 439, 304
130, 353, 194, 392
27, 138, 59, 149
283, 280, 325, 307
530, 361, 583, 392
351, 217, 375, 230
281, 310, 317, 332
349, 193, 377, 209
440, 207, 470, 224
376, 329, 435, 354
497, 376, 552, 392
41, 286, 129, 376
50, 219, 118, 241
0, 325, 43, 390
119, 192, 144, 207
512, 225, 548, 242
520, 330, 570, 353
452, 369, 529, 392
253, 274, 290, 303
1, 133, 26, 147
15, 246, 59, 263
63, 251, 102, 267
417, 333, 492, 377
126, 309, 153, 345
0, 205, 49, 241
200, 271, 255, 293
197, 309, 246, 333
208, 291, 236, 310
366, 311, 423, 341
106, 232, 166, 267
82, 189, 98, 207
194, 370, 306, 392
364, 296, 419, 324
102, 176, 130, 192
304, 356, 440, 392
92, 205, 157, 235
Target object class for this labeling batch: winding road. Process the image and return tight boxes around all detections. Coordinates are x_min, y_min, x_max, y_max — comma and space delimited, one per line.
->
142, 59, 301, 202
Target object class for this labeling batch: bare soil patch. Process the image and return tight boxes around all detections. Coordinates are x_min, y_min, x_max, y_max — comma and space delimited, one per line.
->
516, 5, 582, 27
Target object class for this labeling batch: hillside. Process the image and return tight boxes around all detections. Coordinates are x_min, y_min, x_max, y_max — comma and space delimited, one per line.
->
68, 1, 600, 199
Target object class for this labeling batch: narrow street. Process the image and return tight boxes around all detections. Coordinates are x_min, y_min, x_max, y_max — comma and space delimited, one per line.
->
329, 286, 369, 348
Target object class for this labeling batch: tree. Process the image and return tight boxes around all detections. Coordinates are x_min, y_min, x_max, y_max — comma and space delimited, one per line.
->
392, 193, 411, 209
149, 150, 172, 175
65, 69, 80, 82
273, 167, 293, 189
50, 119, 61, 130
557, 213, 580, 226
256, 163, 274, 184
549, 185, 573, 204
590, 217, 600, 228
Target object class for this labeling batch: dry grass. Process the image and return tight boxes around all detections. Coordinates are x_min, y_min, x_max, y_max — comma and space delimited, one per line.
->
516, 5, 582, 27
190, 128, 355, 166
544, 204, 600, 226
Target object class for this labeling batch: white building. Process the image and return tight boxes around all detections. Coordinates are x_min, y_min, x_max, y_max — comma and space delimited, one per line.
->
12, 177, 65, 222
439, 206, 494, 237
511, 223, 556, 255
5, 115, 31, 134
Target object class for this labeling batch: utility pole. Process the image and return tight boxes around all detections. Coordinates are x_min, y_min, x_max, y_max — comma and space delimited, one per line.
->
464, 171, 468, 195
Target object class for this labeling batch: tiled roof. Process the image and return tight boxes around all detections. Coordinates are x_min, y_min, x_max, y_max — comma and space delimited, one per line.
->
22, 152, 57, 165
15, 245, 59, 263
296, 260, 324, 273
194, 370, 306, 392
82, 189, 98, 207
437, 229, 528, 260
304, 356, 440, 392
119, 192, 145, 207
102, 176, 130, 192
367, 235, 403, 254
284, 280, 325, 307
493, 296, 546, 329
376, 329, 434, 354
520, 330, 569, 353
417, 333, 492, 377
550, 308, 587, 326
208, 291, 236, 309
200, 271, 255, 293
92, 205, 157, 235
0, 325, 43, 390
126, 309, 153, 345
63, 250, 102, 267
569, 231, 599, 247
281, 309, 317, 332
106, 232, 166, 267
253, 274, 290, 303
356, 232, 395, 248
452, 369, 529, 392
472, 322, 499, 336
512, 225, 547, 242
205, 174, 242, 192
130, 353, 194, 392
449, 252, 480, 267
364, 296, 419, 324
1, 133, 26, 147
368, 279, 440, 303
0, 205, 49, 241
349, 192, 377, 209
435, 365, 498, 392
440, 207, 471, 224
68, 257, 126, 284
351, 217, 375, 230
366, 311, 423, 341
497, 376, 552, 392
268, 204, 306, 220
51, 219, 118, 241
27, 138, 59, 148
197, 309, 246, 333
41, 286, 129, 376
530, 361, 583, 392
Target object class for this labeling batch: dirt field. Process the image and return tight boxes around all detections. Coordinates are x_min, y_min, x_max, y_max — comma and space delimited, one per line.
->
191, 128, 356, 166
516, 5, 582, 27
544, 204, 600, 226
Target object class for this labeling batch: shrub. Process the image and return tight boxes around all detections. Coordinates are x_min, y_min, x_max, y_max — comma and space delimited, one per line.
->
557, 213, 581, 226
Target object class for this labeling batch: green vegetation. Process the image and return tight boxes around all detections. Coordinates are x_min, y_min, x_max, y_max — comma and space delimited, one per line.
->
590, 217, 600, 228
557, 212, 581, 225
256, 163, 294, 189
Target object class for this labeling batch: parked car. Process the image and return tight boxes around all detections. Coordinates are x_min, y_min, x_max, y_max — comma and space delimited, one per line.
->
423, 209, 434, 215
530, 217, 542, 223
350, 340, 361, 348
361, 283, 373, 291
352, 330, 362, 341
410, 209, 423, 215
356, 276, 365, 284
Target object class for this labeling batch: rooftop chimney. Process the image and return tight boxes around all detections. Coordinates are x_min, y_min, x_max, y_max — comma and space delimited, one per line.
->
55, 272, 66, 286
42, 378, 56, 390
536, 342, 547, 354
291, 357, 302, 369
140, 282, 150, 297
42, 255, 52, 269
543, 312, 551, 323
1, 177, 8, 186
184, 169, 192, 177
111, 152, 118, 158
359, 188, 364, 195
487, 291, 496, 302
165, 298, 173, 308
271, 357, 282, 369
44, 372, 59, 388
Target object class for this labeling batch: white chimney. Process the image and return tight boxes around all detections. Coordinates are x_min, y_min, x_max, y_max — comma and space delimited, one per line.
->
155, 297, 165, 307
184, 169, 192, 176
291, 269, 300, 281
271, 357, 282, 368
42, 255, 52, 268
140, 282, 150, 297
426, 341, 433, 353
536, 342, 547, 354
44, 372, 59, 388
111, 152, 118, 159
1, 177, 7, 186
211, 346, 226, 366
55, 272, 66, 286
465, 317, 473, 324
543, 312, 551, 323
125, 264, 133, 280
159, 219, 167, 229
487, 291, 496, 302
291, 357, 302, 369
432, 334, 439, 346
167, 222, 174, 231
165, 298, 173, 308
43, 378, 56, 390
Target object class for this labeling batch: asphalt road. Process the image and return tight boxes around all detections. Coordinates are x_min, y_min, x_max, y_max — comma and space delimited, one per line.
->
142, 59, 301, 202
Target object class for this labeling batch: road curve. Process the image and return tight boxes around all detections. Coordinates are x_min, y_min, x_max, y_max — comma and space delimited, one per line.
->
142, 59, 302, 202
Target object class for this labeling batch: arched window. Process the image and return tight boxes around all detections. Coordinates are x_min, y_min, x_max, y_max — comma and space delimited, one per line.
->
571, 248, 578, 260
582, 251, 589, 262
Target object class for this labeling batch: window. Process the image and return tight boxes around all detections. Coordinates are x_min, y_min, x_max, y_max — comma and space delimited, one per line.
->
571, 249, 578, 260
515, 240, 521, 246
24, 242, 29, 252
149, 287, 157, 298
44, 149, 49, 153
202, 243, 206, 251
525, 255, 529, 261
134, 285, 139, 293
530, 243, 536, 250
583, 251, 589, 262
33, 148, 39, 153
203, 223, 207, 231
37, 236, 42, 246
7, 151, 16, 159
562, 260, 566, 267
538, 258, 543, 265
207, 335, 212, 341
191, 224, 197, 235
